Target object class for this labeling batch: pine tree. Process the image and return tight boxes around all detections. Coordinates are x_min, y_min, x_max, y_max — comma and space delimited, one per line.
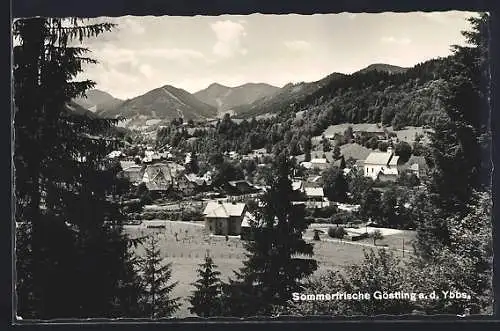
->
221, 153, 318, 316
426, 13, 490, 215
187, 151, 200, 174
14, 17, 142, 318
138, 235, 180, 318
188, 253, 223, 317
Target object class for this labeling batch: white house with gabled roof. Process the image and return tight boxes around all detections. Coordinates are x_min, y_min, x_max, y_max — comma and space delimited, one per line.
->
363, 147, 401, 181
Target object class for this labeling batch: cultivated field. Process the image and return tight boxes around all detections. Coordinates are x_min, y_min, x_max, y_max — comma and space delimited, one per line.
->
125, 220, 415, 318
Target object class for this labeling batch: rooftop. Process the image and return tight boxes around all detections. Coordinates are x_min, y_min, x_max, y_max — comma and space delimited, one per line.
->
364, 152, 393, 166
305, 187, 324, 197
203, 201, 246, 218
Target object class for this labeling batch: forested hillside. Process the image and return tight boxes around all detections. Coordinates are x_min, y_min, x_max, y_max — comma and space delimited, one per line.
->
157, 55, 455, 157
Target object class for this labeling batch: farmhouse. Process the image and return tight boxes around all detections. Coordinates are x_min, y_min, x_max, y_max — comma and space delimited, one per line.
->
363, 147, 401, 181
310, 158, 329, 170
176, 174, 197, 196
225, 180, 261, 200
304, 187, 328, 208
142, 163, 174, 191
203, 201, 246, 236
353, 124, 387, 139
402, 155, 429, 179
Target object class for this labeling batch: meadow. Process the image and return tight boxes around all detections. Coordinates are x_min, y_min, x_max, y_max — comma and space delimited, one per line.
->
125, 220, 415, 317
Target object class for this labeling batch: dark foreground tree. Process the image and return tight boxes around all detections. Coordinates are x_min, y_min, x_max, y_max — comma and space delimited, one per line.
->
138, 235, 180, 318
14, 18, 143, 318
188, 253, 223, 317
221, 154, 318, 316
322, 166, 348, 202
426, 13, 491, 214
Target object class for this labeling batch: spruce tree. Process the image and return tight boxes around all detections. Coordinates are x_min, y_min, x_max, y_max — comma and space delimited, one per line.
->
426, 13, 490, 215
416, 13, 491, 260
138, 235, 180, 318
14, 17, 142, 318
188, 253, 223, 317
222, 153, 318, 316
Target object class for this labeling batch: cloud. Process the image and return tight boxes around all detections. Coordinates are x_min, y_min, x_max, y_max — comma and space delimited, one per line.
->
284, 40, 312, 52
116, 17, 146, 35
92, 45, 206, 66
210, 20, 247, 58
380, 36, 412, 45
138, 64, 153, 79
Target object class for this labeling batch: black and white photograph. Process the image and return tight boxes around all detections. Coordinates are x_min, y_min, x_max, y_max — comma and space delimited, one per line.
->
12, 11, 493, 320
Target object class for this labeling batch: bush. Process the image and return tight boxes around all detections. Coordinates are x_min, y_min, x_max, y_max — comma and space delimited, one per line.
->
312, 206, 338, 218
329, 211, 356, 225
328, 226, 347, 239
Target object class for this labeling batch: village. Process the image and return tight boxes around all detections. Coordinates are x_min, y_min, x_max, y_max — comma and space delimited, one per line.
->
106, 122, 430, 316
114, 122, 428, 237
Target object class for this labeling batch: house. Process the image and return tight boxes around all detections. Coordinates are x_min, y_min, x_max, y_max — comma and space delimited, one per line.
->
292, 180, 304, 192
203, 201, 246, 235
240, 212, 255, 240
240, 212, 279, 241
353, 124, 387, 139
120, 164, 144, 184
300, 161, 312, 169
108, 150, 124, 159
228, 151, 239, 159
225, 180, 261, 199
363, 147, 401, 181
310, 158, 329, 170
402, 156, 429, 179
176, 172, 213, 195
142, 163, 174, 191
304, 187, 328, 208
304, 175, 323, 188
336, 203, 361, 213
166, 162, 186, 178
176, 174, 198, 196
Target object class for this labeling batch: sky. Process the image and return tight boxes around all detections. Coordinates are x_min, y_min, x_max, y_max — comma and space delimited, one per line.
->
74, 11, 479, 100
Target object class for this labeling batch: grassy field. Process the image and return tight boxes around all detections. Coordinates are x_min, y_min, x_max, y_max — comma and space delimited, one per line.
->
125, 220, 415, 318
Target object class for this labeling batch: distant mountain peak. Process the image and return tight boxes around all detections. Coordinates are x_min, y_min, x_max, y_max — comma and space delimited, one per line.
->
193, 82, 281, 114
356, 63, 409, 75
207, 82, 228, 88
73, 89, 123, 113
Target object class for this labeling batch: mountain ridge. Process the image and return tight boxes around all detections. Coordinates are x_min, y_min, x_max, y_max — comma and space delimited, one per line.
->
73, 89, 123, 113
98, 84, 218, 130
194, 82, 280, 116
